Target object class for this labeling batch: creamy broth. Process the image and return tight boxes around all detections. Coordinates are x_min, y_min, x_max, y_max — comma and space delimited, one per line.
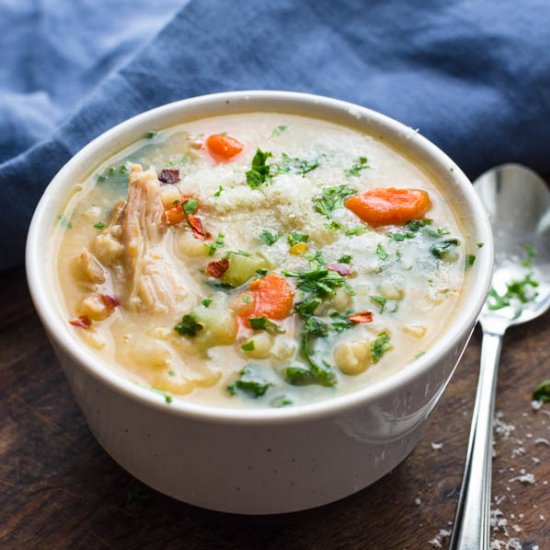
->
53, 113, 473, 408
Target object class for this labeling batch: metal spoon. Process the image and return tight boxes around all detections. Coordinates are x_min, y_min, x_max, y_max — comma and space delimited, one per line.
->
449, 164, 550, 549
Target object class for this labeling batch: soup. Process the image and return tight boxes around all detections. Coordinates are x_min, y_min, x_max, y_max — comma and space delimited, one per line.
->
53, 113, 475, 408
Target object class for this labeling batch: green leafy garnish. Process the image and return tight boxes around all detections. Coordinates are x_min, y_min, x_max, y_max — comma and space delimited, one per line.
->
465, 254, 476, 270
174, 314, 203, 337
259, 230, 282, 246
227, 365, 271, 398
488, 273, 539, 311
246, 149, 272, 189
288, 232, 309, 246
338, 254, 353, 264
213, 185, 224, 197
248, 317, 284, 333
94, 222, 106, 230
201, 298, 212, 307
151, 387, 173, 403
57, 215, 72, 229
313, 185, 357, 218
376, 243, 389, 261
345, 156, 369, 177
345, 226, 368, 237
204, 233, 225, 256
274, 153, 319, 176
241, 340, 256, 352
431, 239, 460, 260
533, 379, 550, 402
371, 332, 391, 363
522, 243, 537, 268
145, 130, 158, 139
182, 198, 198, 216
271, 395, 293, 407
477, 242, 485, 248
370, 295, 387, 313
270, 125, 288, 138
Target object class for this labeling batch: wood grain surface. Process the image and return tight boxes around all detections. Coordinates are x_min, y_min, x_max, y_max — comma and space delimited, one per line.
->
0, 266, 548, 550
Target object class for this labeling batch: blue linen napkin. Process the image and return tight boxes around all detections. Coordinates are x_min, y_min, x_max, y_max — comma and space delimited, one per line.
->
2, 0, 549, 270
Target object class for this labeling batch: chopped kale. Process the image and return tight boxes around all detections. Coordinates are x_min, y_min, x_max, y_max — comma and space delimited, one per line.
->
345, 156, 369, 177
371, 332, 391, 363
174, 314, 203, 336
259, 229, 282, 246
246, 149, 272, 189
313, 185, 357, 218
227, 365, 272, 398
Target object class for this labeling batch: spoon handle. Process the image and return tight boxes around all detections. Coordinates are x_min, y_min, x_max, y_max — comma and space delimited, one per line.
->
449, 329, 504, 550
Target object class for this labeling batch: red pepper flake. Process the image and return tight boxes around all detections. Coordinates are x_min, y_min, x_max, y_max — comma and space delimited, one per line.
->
207, 258, 229, 278
100, 294, 120, 309
328, 263, 353, 276
69, 315, 92, 329
348, 311, 373, 324
158, 168, 180, 184
188, 215, 208, 240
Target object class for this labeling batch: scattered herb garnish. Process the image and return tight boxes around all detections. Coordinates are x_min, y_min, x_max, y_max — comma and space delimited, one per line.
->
345, 226, 368, 237
145, 130, 158, 139
370, 295, 387, 313
465, 254, 476, 270
371, 332, 391, 363
57, 215, 72, 229
174, 314, 203, 336
339, 254, 353, 264
533, 379, 550, 402
488, 273, 539, 311
259, 230, 282, 246
430, 239, 460, 261
477, 242, 485, 248
271, 395, 293, 408
182, 197, 198, 216
522, 243, 537, 268
151, 387, 173, 403
313, 185, 357, 218
246, 149, 272, 189
94, 222, 106, 230
201, 298, 212, 307
270, 125, 288, 138
214, 185, 224, 197
274, 152, 319, 176
227, 365, 272, 398
249, 317, 284, 333
241, 340, 256, 352
204, 233, 225, 256
287, 232, 309, 247
345, 156, 369, 177
376, 243, 389, 261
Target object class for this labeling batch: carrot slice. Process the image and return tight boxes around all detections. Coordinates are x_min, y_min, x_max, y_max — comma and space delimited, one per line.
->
235, 274, 294, 321
206, 134, 244, 162
345, 187, 431, 227
163, 205, 186, 225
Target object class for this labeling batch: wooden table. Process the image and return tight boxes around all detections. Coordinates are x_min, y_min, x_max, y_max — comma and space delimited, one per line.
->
1, 266, 548, 549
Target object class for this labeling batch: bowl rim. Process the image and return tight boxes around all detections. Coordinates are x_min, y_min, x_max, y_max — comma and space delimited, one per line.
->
26, 90, 494, 425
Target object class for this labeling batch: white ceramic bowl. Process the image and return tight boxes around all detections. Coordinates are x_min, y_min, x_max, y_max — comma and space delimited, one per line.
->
26, 91, 493, 514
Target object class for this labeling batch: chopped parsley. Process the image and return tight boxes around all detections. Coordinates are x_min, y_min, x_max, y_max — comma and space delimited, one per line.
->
201, 298, 212, 307
151, 387, 173, 403
174, 314, 203, 336
522, 243, 537, 268
371, 332, 391, 363
145, 130, 159, 139
274, 152, 319, 176
465, 254, 476, 269
430, 239, 459, 261
241, 340, 256, 352
338, 254, 353, 264
94, 221, 106, 230
182, 197, 198, 216
477, 242, 485, 248
213, 185, 224, 197
270, 395, 293, 407
259, 229, 282, 246
345, 226, 368, 237
488, 273, 539, 311
376, 243, 389, 261
270, 125, 288, 138
227, 365, 272, 398
533, 379, 550, 402
370, 295, 387, 313
249, 317, 284, 333
246, 149, 273, 189
204, 233, 225, 256
313, 185, 357, 218
287, 232, 309, 246
57, 215, 72, 229
345, 156, 369, 177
